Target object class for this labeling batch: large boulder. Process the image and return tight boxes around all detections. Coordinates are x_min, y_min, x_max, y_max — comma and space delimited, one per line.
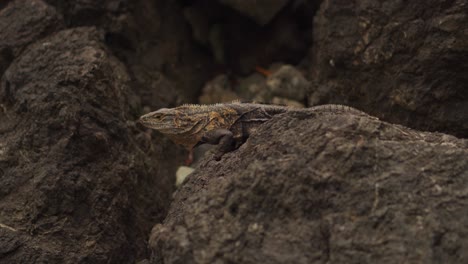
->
307, 0, 468, 137
0, 27, 174, 263
150, 110, 468, 263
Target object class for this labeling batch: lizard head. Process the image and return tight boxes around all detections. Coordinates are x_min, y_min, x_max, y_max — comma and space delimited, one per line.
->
138, 107, 207, 135
139, 104, 238, 149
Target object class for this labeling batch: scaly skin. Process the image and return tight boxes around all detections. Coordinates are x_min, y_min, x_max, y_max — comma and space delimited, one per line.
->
139, 102, 370, 160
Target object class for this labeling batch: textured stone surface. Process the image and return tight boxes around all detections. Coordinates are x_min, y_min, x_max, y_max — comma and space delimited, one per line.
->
150, 110, 468, 263
0, 0, 64, 76
307, 0, 468, 137
0, 27, 173, 263
0, 0, 63, 49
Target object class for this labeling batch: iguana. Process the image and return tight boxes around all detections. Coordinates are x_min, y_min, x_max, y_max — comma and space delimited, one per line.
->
138, 102, 370, 160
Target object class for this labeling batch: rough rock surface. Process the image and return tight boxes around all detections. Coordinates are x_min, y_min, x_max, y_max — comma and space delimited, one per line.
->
150, 111, 468, 263
307, 0, 468, 137
0, 0, 64, 76
0, 27, 173, 263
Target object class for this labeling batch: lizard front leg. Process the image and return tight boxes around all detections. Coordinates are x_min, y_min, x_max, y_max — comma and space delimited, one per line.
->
201, 129, 235, 161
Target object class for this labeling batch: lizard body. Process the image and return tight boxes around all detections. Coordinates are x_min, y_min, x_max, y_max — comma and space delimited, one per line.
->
139, 102, 370, 160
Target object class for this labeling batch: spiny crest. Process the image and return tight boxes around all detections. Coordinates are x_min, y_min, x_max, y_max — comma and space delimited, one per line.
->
176, 104, 220, 114
178, 100, 244, 112
180, 99, 242, 107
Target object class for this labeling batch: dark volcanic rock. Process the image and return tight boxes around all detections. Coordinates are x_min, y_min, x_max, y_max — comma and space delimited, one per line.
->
0, 27, 173, 263
0, 0, 64, 76
149, 111, 468, 263
307, 0, 468, 137
0, 0, 63, 47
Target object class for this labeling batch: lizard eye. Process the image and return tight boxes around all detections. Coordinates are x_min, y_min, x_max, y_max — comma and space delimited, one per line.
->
153, 114, 164, 120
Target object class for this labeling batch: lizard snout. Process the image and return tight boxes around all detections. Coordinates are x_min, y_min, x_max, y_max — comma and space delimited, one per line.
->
138, 113, 153, 127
